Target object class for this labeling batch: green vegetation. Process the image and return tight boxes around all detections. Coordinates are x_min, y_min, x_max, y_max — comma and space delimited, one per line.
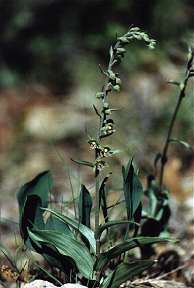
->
0, 25, 193, 288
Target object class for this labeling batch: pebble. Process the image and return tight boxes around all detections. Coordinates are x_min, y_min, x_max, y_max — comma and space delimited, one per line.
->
23, 280, 87, 288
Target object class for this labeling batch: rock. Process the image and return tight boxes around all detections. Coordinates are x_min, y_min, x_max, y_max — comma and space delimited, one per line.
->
23, 280, 87, 288
24, 104, 88, 141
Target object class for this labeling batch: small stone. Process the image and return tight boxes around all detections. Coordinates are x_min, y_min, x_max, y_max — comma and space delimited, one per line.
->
23, 280, 87, 288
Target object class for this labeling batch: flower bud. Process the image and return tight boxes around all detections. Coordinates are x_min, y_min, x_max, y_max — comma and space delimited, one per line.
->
103, 102, 109, 108
115, 77, 121, 85
96, 92, 105, 99
118, 36, 129, 44
142, 34, 149, 42
112, 84, 121, 92
108, 70, 116, 80
103, 146, 111, 157
95, 159, 106, 172
129, 27, 140, 32
88, 139, 98, 149
116, 47, 126, 54
134, 34, 142, 40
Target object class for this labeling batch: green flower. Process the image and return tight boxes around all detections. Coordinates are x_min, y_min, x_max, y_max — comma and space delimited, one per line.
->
100, 146, 112, 157
95, 159, 106, 172
88, 139, 98, 150
101, 120, 116, 136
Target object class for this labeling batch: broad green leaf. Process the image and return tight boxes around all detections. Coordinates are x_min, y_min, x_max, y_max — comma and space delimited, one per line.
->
31, 237, 85, 276
32, 236, 72, 273
78, 185, 92, 228
122, 160, 143, 220
95, 220, 139, 240
169, 138, 192, 150
45, 213, 73, 237
17, 171, 53, 243
43, 208, 96, 253
99, 176, 110, 223
71, 159, 94, 168
28, 229, 95, 280
100, 260, 154, 288
95, 236, 174, 272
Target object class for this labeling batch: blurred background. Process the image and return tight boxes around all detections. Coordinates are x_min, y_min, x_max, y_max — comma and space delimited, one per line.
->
0, 0, 193, 246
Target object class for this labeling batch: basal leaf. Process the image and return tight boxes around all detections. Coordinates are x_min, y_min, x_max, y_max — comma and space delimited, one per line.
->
100, 260, 154, 288
28, 229, 95, 280
99, 175, 110, 223
78, 185, 92, 228
95, 236, 174, 272
43, 208, 96, 253
45, 213, 73, 237
95, 220, 139, 240
122, 160, 143, 220
17, 171, 53, 243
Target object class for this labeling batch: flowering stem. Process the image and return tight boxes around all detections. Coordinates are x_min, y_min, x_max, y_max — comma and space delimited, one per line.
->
94, 41, 118, 258
95, 153, 100, 257
159, 79, 188, 190
93, 27, 156, 258
158, 50, 193, 192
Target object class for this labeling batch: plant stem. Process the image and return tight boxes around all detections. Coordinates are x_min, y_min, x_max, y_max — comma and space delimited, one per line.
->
93, 28, 157, 257
95, 154, 100, 257
94, 43, 117, 257
159, 73, 190, 191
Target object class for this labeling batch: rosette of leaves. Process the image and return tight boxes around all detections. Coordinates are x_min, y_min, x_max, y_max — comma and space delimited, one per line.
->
17, 169, 173, 287
17, 171, 95, 280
